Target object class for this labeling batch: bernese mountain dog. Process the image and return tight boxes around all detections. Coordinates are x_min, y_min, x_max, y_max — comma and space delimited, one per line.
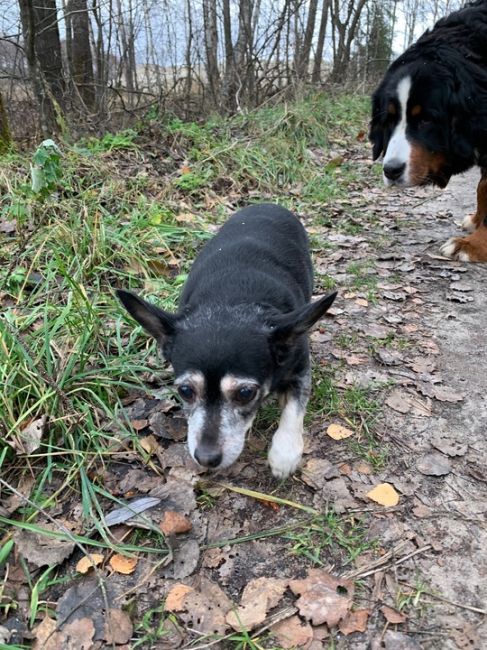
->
370, 0, 487, 262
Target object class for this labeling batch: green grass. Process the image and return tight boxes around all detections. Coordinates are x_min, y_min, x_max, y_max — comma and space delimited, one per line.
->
0, 90, 373, 638
285, 511, 376, 568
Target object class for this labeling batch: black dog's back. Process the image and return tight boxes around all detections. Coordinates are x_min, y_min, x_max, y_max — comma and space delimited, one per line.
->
180, 204, 313, 313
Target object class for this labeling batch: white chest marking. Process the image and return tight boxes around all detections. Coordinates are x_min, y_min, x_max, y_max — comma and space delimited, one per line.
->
383, 76, 412, 185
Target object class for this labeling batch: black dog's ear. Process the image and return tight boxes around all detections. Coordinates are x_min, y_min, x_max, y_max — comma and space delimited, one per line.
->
271, 292, 337, 346
370, 128, 385, 161
116, 289, 177, 343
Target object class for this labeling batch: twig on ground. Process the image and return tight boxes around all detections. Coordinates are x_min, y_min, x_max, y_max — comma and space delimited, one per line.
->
400, 582, 486, 616
344, 542, 432, 580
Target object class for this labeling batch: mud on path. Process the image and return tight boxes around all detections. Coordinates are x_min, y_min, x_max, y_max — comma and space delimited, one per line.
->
18, 163, 487, 649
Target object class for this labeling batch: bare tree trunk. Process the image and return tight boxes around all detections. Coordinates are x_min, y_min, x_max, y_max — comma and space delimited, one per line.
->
66, 0, 96, 110
18, 0, 65, 134
297, 0, 318, 79
115, 0, 137, 105
0, 91, 12, 153
184, 0, 194, 113
202, 0, 220, 106
312, 0, 331, 83
222, 0, 236, 111
329, 0, 369, 83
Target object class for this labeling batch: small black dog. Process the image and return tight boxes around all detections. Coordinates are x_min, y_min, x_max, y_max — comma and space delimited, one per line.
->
117, 204, 336, 478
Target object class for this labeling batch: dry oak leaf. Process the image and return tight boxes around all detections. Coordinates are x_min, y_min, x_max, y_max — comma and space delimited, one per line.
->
139, 434, 161, 454
327, 423, 354, 440
179, 576, 234, 636
381, 605, 407, 624
289, 569, 354, 627
226, 577, 287, 631
104, 608, 133, 645
339, 608, 369, 635
14, 522, 75, 568
271, 614, 313, 648
366, 483, 400, 507
58, 618, 96, 649
165, 584, 195, 612
159, 510, 192, 535
32, 615, 59, 650
109, 554, 138, 575
76, 553, 104, 574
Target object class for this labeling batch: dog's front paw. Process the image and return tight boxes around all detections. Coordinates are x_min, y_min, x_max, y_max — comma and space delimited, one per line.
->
440, 231, 487, 262
461, 213, 476, 232
268, 443, 302, 479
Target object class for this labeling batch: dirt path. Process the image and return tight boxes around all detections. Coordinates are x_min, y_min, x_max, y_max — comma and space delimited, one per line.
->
346, 167, 487, 649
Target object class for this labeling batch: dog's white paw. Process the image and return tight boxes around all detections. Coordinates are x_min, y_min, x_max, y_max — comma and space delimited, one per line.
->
268, 442, 302, 479
440, 237, 472, 261
461, 213, 476, 232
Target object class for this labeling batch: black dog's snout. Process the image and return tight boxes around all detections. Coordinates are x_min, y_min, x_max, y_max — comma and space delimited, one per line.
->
194, 448, 222, 468
384, 160, 406, 181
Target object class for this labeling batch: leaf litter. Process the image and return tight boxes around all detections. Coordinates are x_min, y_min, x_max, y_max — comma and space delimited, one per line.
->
5, 127, 487, 650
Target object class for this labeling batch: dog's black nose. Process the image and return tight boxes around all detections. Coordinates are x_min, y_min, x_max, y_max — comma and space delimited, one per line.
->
384, 160, 406, 181
194, 448, 222, 468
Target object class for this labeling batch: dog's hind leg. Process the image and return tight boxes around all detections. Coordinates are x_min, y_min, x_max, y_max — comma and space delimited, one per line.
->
462, 167, 487, 231
268, 369, 311, 479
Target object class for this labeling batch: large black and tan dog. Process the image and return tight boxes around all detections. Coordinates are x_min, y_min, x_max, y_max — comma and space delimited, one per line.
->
370, 0, 487, 261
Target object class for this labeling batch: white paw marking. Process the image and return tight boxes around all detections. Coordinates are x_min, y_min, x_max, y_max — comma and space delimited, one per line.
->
268, 397, 304, 479
440, 238, 459, 258
457, 250, 472, 262
461, 214, 476, 232
268, 442, 302, 479
440, 238, 472, 262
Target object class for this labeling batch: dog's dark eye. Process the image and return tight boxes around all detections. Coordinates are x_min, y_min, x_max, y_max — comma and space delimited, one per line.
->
178, 384, 195, 402
234, 386, 257, 405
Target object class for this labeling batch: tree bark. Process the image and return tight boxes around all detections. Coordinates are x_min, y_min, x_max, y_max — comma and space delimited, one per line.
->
66, 0, 96, 109
0, 91, 12, 153
202, 0, 220, 106
18, 0, 65, 134
297, 0, 318, 79
312, 0, 331, 83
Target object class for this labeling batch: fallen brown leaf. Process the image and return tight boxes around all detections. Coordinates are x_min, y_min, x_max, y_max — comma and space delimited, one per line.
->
139, 434, 161, 455
271, 614, 313, 648
366, 483, 400, 507
339, 608, 369, 635
76, 554, 104, 574
109, 553, 138, 574
57, 618, 95, 649
289, 569, 354, 627
226, 577, 287, 630
327, 423, 354, 440
14, 522, 76, 568
131, 418, 149, 431
381, 605, 407, 624
104, 608, 133, 644
165, 584, 195, 612
301, 458, 339, 489
32, 616, 58, 650
179, 577, 234, 636
159, 510, 192, 535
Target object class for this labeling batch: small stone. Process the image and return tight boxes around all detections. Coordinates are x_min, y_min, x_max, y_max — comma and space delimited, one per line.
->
416, 453, 451, 476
